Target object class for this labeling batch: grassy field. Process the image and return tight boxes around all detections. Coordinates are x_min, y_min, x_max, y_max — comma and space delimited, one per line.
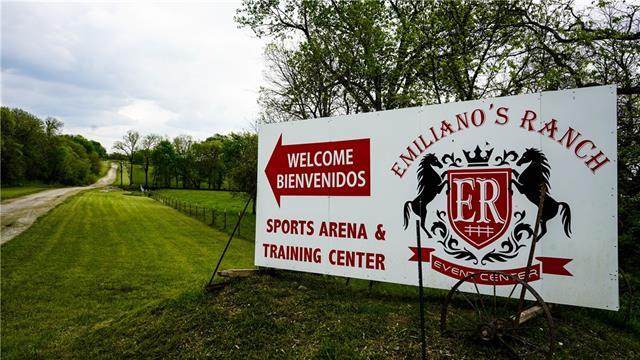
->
1, 189, 254, 359
155, 189, 256, 241
2, 189, 638, 359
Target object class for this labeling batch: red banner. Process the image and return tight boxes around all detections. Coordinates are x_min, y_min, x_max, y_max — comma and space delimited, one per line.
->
408, 247, 572, 285
265, 135, 370, 206
535, 256, 573, 276
408, 247, 435, 261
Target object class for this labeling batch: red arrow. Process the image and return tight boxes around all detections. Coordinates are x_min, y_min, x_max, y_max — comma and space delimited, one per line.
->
265, 134, 370, 206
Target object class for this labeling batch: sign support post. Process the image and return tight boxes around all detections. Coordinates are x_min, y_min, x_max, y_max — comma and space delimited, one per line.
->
206, 196, 252, 289
516, 183, 548, 325
415, 219, 427, 360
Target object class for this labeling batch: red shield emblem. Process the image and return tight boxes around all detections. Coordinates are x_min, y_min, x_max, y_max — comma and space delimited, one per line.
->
447, 168, 512, 249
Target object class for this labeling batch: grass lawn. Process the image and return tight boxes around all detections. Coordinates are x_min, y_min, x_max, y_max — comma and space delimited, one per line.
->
0, 184, 61, 201
1, 189, 254, 359
155, 189, 256, 241
2, 189, 638, 359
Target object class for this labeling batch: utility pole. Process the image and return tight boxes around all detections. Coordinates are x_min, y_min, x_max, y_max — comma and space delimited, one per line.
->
120, 160, 123, 186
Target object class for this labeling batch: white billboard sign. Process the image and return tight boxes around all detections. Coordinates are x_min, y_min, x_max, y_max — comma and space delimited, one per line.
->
255, 86, 618, 310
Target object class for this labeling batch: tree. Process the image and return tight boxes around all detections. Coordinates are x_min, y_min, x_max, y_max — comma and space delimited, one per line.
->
173, 134, 196, 188
237, 0, 538, 115
192, 138, 224, 189
140, 134, 161, 187
1, 107, 24, 184
237, 0, 639, 105
1, 107, 105, 186
258, 42, 347, 123
65, 135, 104, 175
223, 133, 258, 213
45, 117, 63, 137
151, 140, 177, 187
114, 130, 140, 185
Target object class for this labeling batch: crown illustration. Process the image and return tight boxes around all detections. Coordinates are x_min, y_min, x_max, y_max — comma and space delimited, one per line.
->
463, 146, 493, 166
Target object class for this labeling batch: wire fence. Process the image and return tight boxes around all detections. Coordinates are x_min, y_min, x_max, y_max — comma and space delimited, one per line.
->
148, 191, 256, 242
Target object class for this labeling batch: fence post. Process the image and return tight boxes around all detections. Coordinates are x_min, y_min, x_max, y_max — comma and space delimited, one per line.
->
224, 210, 227, 230
237, 212, 241, 236
211, 209, 216, 226
196, 205, 198, 217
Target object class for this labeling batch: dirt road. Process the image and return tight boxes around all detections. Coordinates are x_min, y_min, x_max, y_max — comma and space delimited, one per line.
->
1, 164, 118, 244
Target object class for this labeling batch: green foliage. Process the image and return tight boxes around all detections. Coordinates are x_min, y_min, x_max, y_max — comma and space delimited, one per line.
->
150, 140, 177, 187
222, 133, 258, 200
116, 132, 258, 196
237, 0, 639, 110
140, 134, 161, 187
114, 130, 141, 185
0, 107, 106, 186
192, 138, 225, 189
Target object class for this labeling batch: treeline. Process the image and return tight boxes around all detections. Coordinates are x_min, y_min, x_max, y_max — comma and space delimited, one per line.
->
110, 130, 257, 195
1, 107, 107, 186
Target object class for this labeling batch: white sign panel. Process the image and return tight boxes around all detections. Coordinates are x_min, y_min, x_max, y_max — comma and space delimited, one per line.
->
255, 86, 618, 310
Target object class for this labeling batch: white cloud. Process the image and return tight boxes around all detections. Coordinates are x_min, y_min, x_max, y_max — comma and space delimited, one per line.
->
1, 1, 266, 151
117, 100, 176, 128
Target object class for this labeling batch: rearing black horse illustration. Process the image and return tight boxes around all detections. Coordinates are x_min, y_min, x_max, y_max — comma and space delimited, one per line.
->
512, 148, 572, 241
403, 154, 447, 238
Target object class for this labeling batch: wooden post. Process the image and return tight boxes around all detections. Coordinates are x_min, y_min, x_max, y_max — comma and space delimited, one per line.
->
207, 197, 252, 288
516, 305, 545, 325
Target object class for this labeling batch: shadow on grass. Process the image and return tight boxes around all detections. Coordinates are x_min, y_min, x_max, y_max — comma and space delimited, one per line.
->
65, 271, 640, 359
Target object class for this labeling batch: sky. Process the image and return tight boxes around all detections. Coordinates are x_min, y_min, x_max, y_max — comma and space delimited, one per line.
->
1, 1, 266, 151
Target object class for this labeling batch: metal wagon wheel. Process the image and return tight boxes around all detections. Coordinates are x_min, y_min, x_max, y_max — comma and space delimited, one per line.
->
441, 270, 555, 359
